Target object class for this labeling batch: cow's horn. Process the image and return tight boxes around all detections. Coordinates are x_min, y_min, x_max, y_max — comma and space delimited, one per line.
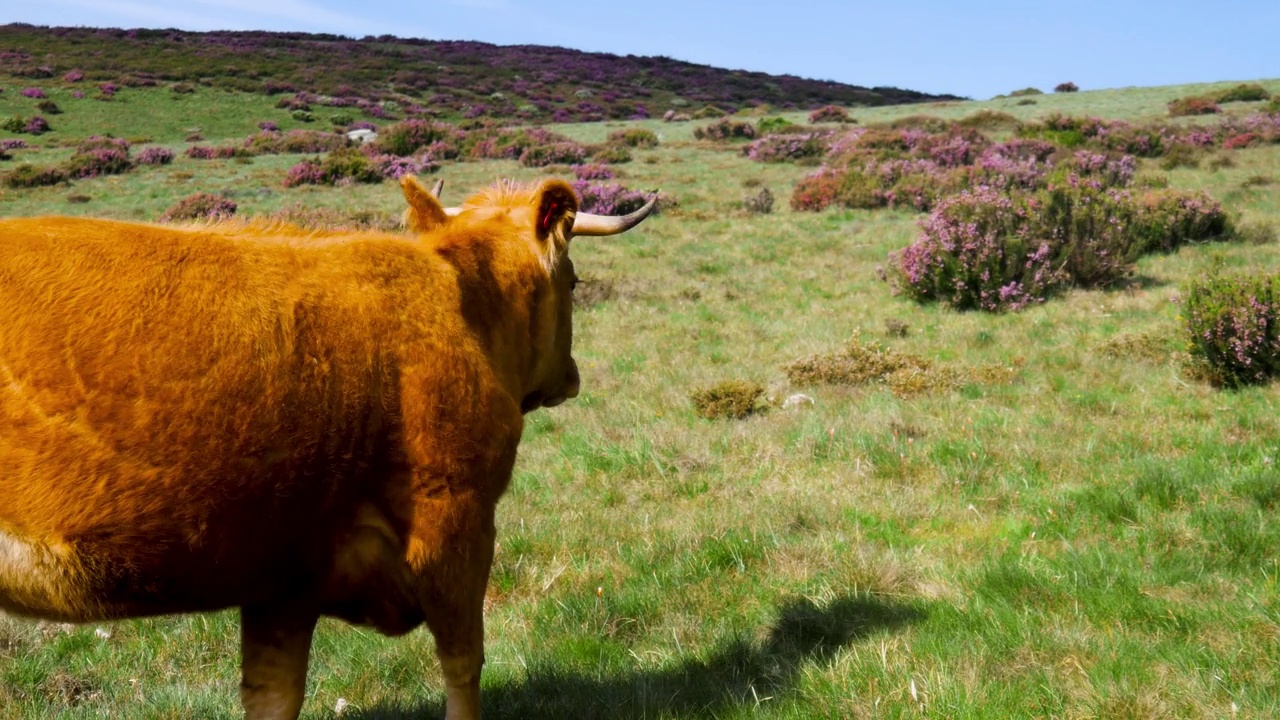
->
430, 179, 445, 198
571, 193, 659, 237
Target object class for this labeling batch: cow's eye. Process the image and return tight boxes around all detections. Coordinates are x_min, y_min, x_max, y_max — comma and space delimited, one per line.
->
570, 275, 580, 291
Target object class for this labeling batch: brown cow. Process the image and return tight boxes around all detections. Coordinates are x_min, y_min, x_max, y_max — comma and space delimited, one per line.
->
0, 175, 656, 719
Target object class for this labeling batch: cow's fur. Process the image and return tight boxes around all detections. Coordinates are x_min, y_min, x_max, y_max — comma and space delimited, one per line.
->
0, 176, 608, 720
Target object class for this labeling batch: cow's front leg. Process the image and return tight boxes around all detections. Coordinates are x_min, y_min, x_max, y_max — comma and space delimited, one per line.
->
239, 600, 320, 720
417, 509, 496, 720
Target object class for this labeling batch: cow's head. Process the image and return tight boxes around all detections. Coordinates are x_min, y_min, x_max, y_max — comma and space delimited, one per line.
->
400, 175, 656, 413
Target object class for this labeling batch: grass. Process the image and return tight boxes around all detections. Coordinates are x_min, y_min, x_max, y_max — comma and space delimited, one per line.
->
3, 75, 1280, 718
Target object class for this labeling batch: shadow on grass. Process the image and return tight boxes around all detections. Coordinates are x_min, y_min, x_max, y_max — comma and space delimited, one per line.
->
349, 594, 923, 720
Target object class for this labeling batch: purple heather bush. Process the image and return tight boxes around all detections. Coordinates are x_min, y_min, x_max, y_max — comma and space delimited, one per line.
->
98, 83, 119, 98
159, 193, 238, 223
891, 183, 1235, 311
743, 131, 833, 163
64, 136, 134, 179
372, 119, 463, 158
571, 181, 653, 215
519, 141, 587, 168
20, 88, 46, 99
63, 70, 85, 83
1183, 272, 1280, 387
258, 121, 280, 132
0, 139, 29, 151
136, 146, 175, 165
70, 90, 85, 100
572, 163, 615, 181
24, 116, 51, 135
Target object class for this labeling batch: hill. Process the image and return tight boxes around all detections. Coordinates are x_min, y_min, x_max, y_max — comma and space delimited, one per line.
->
0, 23, 959, 124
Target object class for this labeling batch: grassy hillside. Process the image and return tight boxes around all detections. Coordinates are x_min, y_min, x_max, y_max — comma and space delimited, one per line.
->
2, 55, 1280, 719
0, 24, 955, 125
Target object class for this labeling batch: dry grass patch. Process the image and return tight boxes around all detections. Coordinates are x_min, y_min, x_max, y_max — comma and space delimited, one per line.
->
1094, 330, 1173, 363
690, 380, 768, 419
784, 331, 1020, 398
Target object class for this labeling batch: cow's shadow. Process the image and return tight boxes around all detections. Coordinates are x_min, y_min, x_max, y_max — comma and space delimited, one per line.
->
347, 594, 923, 719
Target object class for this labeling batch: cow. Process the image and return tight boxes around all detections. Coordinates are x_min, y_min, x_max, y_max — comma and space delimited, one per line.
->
0, 175, 656, 720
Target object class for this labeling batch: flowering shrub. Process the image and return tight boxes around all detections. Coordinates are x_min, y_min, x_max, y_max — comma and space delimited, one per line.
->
1168, 96, 1221, 117
809, 105, 853, 123
283, 148, 383, 187
891, 183, 1234, 311
1183, 272, 1280, 387
258, 121, 280, 132
20, 88, 46, 99
159, 193, 238, 222
519, 141, 587, 167
371, 119, 462, 157
24, 116, 51, 135
63, 70, 85, 83
1054, 82, 1079, 93
185, 144, 245, 160
0, 139, 29, 151
1223, 133, 1259, 150
572, 163, 615, 180
892, 188, 1060, 311
743, 131, 832, 163
571, 181, 653, 215
246, 129, 349, 155
693, 119, 756, 141
363, 150, 437, 180
790, 168, 844, 211
98, 82, 119, 98
65, 140, 132, 178
136, 146, 175, 165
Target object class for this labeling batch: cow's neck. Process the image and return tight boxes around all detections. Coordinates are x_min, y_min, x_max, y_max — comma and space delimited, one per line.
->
440, 244, 543, 406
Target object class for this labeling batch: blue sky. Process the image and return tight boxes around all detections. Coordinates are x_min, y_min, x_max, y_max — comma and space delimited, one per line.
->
5, 1, 1278, 100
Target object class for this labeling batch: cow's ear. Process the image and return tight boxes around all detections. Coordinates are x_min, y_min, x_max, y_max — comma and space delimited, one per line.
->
533, 179, 579, 247
400, 175, 449, 233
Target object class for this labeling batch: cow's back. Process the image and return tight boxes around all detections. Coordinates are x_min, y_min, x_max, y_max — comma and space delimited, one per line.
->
0, 217, 419, 620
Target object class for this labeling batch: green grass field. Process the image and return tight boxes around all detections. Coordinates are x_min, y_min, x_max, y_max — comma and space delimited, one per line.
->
2, 77, 1280, 718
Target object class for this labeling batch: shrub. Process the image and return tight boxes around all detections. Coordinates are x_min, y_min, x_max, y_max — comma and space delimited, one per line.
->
809, 105, 852, 124
1054, 82, 1080, 93
743, 131, 832, 164
65, 147, 132, 178
20, 87, 46, 99
691, 105, 728, 120
136, 146, 175, 165
956, 110, 1021, 130
790, 168, 843, 211
571, 181, 651, 215
892, 183, 1235, 311
693, 119, 756, 142
291, 110, 315, 123
247, 129, 349, 155
572, 163, 615, 180
63, 70, 84, 83
1009, 87, 1043, 97
690, 380, 767, 420
371, 119, 461, 157
159, 193, 237, 223
607, 128, 658, 148
1223, 133, 1259, 150
1213, 83, 1270, 104
36, 100, 61, 115
258, 121, 280, 132
743, 186, 774, 215
330, 114, 354, 127
1168, 96, 1221, 117
24, 116, 51, 135
1183, 272, 1280, 387
892, 187, 1060, 311
587, 144, 632, 164
1, 116, 26, 133
3, 163, 67, 188
520, 141, 587, 167
283, 148, 383, 187
264, 204, 400, 232
170, 83, 196, 94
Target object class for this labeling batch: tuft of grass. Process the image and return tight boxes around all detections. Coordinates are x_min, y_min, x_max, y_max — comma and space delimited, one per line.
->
690, 380, 768, 419
1095, 330, 1173, 363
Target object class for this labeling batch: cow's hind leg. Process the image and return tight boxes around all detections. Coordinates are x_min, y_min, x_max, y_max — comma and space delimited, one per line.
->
239, 600, 320, 720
